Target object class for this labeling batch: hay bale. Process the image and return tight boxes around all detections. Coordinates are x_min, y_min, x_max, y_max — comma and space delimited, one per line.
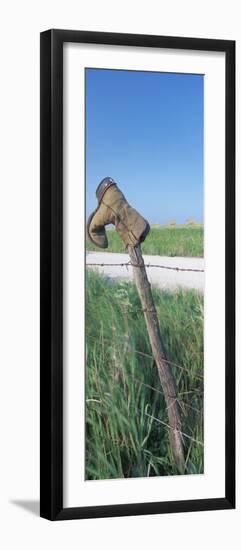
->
185, 218, 196, 226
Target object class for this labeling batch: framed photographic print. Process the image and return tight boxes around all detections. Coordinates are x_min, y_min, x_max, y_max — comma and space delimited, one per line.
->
40, 29, 235, 520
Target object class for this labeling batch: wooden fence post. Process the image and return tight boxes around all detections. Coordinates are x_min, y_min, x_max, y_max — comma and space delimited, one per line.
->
128, 244, 185, 474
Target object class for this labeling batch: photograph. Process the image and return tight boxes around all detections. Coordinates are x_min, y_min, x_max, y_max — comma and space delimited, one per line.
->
40, 28, 235, 521
85, 68, 204, 480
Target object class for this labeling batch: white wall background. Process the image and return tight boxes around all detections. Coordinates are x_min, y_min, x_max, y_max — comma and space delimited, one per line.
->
0, 1, 239, 548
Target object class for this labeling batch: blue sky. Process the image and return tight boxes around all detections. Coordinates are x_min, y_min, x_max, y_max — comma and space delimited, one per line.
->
85, 68, 203, 224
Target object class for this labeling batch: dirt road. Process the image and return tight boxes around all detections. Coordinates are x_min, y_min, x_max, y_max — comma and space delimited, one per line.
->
86, 251, 204, 292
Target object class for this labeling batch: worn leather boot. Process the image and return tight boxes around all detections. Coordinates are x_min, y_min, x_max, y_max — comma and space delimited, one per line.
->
87, 177, 150, 248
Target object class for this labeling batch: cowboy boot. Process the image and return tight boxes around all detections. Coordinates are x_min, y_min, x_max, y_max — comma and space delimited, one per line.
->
87, 177, 150, 248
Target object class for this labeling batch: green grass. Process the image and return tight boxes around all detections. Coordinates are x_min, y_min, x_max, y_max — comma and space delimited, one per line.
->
85, 270, 204, 480
86, 225, 204, 257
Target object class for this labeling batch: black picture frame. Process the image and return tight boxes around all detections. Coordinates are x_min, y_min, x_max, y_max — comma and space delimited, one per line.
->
40, 29, 235, 521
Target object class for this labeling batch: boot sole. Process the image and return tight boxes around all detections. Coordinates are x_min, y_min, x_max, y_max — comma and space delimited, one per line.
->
86, 207, 108, 249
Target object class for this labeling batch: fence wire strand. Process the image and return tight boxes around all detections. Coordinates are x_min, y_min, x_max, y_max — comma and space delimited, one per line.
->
86, 261, 204, 273
131, 375, 201, 414
142, 411, 204, 447
85, 400, 203, 447
86, 257, 204, 451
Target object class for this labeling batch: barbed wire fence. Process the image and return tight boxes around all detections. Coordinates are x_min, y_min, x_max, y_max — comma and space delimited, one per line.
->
86, 260, 204, 273
87, 334, 203, 414
86, 257, 204, 459
86, 333, 204, 450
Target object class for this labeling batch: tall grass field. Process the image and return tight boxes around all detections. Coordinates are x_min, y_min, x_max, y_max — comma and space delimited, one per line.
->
86, 270, 204, 479
86, 224, 204, 257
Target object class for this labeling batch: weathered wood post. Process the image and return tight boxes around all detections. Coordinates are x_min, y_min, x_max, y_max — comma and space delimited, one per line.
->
87, 176, 185, 473
128, 244, 185, 474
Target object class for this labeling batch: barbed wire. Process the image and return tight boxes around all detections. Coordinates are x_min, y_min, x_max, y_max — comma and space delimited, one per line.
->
119, 305, 200, 321
86, 400, 204, 447
86, 256, 204, 451
86, 261, 204, 273
143, 411, 204, 447
131, 375, 201, 414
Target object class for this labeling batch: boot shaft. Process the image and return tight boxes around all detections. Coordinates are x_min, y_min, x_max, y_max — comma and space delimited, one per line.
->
87, 177, 150, 248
